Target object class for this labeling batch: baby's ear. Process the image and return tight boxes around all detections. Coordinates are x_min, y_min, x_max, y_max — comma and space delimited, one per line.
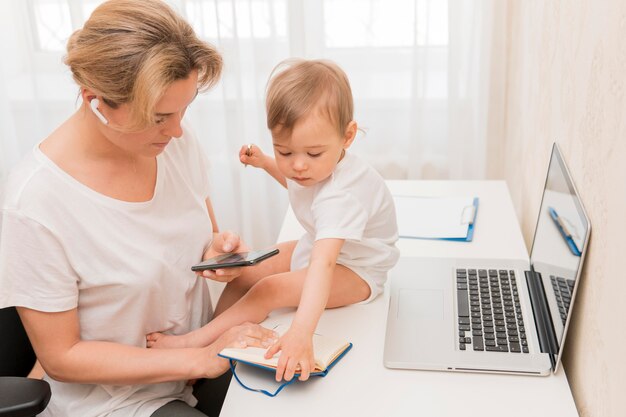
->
343, 121, 358, 148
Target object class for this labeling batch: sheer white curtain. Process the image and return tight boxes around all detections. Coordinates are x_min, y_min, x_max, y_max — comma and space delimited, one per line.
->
0, 0, 503, 249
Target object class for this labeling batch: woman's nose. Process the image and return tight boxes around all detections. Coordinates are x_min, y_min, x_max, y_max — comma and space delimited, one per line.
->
162, 113, 183, 138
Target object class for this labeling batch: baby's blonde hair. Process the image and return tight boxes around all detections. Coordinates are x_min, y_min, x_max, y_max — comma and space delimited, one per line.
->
266, 59, 354, 138
65, 0, 222, 131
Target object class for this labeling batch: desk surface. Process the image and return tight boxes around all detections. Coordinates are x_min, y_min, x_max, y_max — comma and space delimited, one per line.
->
220, 180, 578, 416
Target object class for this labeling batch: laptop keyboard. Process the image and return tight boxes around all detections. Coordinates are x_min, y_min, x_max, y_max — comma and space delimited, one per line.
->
550, 275, 575, 325
456, 269, 529, 353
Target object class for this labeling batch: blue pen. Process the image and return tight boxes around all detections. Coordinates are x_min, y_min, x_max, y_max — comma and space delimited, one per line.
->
548, 207, 581, 256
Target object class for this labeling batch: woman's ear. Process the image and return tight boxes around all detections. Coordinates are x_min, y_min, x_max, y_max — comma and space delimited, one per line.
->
343, 121, 358, 149
81, 88, 97, 104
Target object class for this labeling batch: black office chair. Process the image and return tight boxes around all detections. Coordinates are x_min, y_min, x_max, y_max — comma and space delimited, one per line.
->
0, 307, 51, 417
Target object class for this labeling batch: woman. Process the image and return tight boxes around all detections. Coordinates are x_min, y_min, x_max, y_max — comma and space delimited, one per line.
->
0, 1, 275, 416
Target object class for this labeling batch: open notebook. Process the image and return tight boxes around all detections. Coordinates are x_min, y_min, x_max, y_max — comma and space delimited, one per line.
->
219, 324, 352, 396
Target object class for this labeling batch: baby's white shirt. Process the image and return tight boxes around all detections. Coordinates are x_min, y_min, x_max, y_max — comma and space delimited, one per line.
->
288, 152, 399, 300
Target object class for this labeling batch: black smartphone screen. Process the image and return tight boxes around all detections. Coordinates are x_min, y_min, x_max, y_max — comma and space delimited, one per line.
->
191, 248, 279, 271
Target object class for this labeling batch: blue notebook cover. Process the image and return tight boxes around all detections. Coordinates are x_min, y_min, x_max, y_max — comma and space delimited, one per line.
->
218, 342, 353, 397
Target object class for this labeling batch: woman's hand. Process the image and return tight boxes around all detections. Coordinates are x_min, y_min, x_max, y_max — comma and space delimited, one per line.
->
264, 326, 315, 382
197, 231, 249, 282
204, 323, 278, 378
216, 322, 278, 350
210, 230, 245, 255
239, 144, 267, 169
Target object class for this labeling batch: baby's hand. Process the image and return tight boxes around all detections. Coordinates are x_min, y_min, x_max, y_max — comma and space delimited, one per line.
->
264, 327, 315, 382
239, 144, 266, 169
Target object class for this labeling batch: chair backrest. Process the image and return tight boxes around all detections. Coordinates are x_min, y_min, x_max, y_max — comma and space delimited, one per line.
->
0, 308, 51, 416
0, 307, 36, 377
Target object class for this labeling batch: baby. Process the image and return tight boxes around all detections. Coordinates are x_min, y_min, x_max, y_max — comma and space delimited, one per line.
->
148, 59, 399, 382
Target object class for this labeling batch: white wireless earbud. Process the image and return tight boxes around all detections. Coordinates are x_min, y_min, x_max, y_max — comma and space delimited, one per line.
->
89, 98, 109, 125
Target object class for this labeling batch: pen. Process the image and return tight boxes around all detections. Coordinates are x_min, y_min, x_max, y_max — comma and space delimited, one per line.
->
548, 207, 581, 256
244, 144, 252, 168
552, 208, 571, 236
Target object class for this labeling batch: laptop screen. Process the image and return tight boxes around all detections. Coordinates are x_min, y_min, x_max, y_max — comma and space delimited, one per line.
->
529, 144, 590, 360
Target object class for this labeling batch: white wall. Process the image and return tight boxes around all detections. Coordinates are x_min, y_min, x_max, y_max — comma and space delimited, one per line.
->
495, 1, 626, 415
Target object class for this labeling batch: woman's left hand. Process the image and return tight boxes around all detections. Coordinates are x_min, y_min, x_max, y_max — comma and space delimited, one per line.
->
197, 231, 249, 282
204, 322, 278, 378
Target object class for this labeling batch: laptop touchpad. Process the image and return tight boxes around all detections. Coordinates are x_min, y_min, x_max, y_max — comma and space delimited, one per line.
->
397, 289, 444, 320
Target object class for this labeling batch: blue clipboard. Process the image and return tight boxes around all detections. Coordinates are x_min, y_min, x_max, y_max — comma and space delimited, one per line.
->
396, 197, 479, 242
441, 197, 479, 242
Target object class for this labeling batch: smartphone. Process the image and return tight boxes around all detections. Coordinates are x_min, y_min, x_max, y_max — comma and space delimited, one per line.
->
191, 248, 280, 272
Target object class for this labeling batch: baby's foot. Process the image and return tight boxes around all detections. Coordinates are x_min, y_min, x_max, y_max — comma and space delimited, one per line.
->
146, 332, 190, 349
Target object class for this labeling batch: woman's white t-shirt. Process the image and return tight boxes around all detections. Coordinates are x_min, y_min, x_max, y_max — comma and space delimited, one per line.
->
288, 152, 399, 302
0, 129, 214, 416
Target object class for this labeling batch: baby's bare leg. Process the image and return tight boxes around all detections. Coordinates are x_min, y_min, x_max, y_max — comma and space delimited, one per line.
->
147, 242, 294, 350
323, 265, 372, 308
147, 263, 370, 349
180, 270, 308, 348
213, 241, 296, 317
194, 264, 371, 346
147, 252, 297, 350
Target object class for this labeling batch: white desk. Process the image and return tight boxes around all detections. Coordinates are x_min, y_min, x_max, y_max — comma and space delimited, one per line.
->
220, 181, 579, 416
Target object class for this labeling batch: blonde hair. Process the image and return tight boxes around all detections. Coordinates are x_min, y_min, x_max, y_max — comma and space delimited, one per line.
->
65, 0, 222, 131
266, 59, 354, 137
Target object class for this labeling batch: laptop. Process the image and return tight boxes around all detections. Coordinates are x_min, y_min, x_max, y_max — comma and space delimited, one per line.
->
383, 143, 590, 375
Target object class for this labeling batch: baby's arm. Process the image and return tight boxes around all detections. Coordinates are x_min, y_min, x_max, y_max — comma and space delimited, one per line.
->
239, 144, 287, 188
264, 238, 344, 382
